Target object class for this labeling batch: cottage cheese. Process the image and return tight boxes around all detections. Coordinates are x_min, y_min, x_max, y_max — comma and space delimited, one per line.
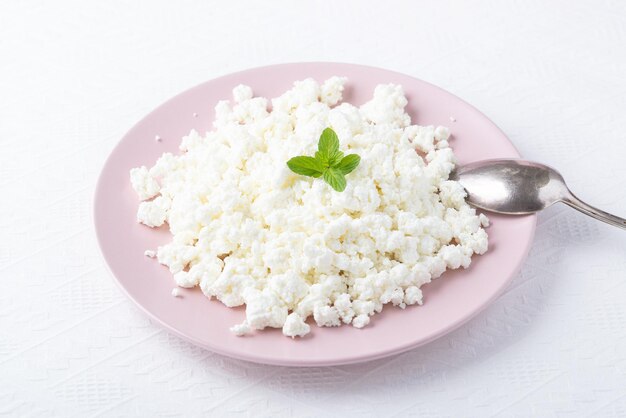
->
130, 77, 489, 338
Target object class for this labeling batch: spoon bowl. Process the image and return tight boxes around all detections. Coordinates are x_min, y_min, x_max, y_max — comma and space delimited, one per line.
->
451, 159, 626, 230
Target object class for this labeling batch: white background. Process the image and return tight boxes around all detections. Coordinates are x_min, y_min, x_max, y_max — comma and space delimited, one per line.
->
2, 1, 626, 417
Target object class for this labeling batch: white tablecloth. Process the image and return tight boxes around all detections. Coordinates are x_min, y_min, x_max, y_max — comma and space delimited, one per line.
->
2, 1, 626, 416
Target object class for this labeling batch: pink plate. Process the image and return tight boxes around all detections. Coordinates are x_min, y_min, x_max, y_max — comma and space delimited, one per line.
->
94, 63, 536, 367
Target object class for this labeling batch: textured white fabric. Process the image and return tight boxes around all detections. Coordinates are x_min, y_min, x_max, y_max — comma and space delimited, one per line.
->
1, 1, 626, 417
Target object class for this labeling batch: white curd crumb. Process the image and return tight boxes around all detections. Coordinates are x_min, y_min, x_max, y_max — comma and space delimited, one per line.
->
136, 196, 170, 227
193, 112, 198, 117
403, 286, 423, 306
320, 76, 347, 106
313, 306, 341, 327
155, 135, 162, 142
230, 321, 251, 336
352, 314, 370, 329
129, 166, 160, 201
233, 84, 253, 103
171, 288, 182, 297
434, 126, 450, 141
144, 250, 156, 258
449, 116, 456, 122
282, 313, 310, 338
334, 293, 355, 324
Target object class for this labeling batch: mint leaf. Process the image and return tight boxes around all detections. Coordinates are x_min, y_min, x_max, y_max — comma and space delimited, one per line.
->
287, 128, 359, 192
318, 128, 339, 160
336, 154, 361, 174
287, 156, 324, 177
328, 150, 344, 167
315, 151, 328, 167
323, 168, 347, 192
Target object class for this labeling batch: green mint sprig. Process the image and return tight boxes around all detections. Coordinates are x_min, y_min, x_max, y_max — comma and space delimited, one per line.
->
287, 128, 360, 192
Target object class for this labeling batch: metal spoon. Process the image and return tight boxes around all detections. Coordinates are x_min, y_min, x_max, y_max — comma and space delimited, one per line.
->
450, 159, 626, 230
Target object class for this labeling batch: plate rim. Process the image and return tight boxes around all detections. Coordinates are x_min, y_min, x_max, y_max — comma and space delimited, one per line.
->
94, 62, 537, 367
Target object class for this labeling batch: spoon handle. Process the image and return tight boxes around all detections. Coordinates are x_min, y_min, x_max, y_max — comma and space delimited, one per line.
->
562, 192, 626, 230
